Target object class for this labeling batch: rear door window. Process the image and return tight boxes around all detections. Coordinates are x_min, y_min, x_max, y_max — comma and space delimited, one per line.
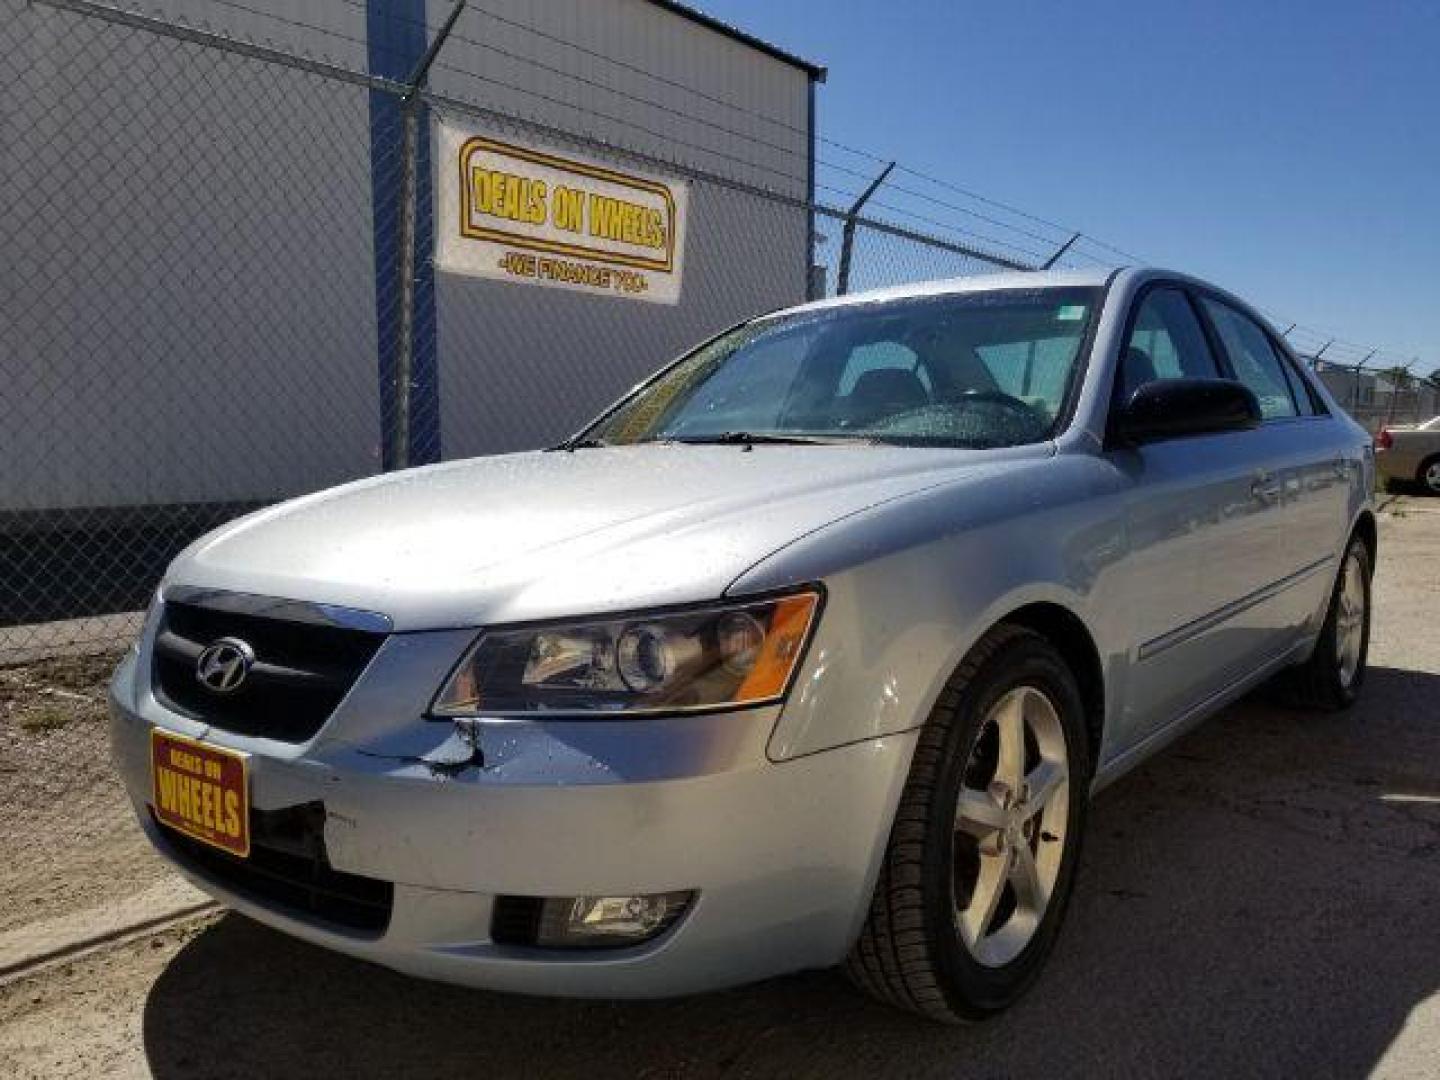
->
1276, 351, 1322, 416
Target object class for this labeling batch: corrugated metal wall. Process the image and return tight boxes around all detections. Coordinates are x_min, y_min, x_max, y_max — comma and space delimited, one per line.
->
0, 0, 813, 511
425, 0, 813, 458
426, 0, 811, 197
1, 0, 382, 511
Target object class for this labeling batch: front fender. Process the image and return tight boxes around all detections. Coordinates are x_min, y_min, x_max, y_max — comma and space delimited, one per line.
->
732, 455, 1131, 762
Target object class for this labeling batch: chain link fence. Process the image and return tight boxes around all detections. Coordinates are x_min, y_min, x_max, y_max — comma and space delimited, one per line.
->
2, 0, 1042, 665
1301, 364, 1439, 435
1307, 371, 1438, 434
2, 0, 393, 662
6, 0, 1429, 668
1282, 328, 1438, 433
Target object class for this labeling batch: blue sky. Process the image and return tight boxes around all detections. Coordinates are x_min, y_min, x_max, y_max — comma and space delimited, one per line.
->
704, 0, 1440, 370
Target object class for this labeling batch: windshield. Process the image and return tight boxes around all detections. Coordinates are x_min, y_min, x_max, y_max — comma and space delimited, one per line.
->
584, 287, 1101, 449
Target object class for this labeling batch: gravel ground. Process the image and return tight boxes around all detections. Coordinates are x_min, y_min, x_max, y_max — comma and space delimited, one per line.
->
0, 652, 171, 936
1, 504, 1436, 1078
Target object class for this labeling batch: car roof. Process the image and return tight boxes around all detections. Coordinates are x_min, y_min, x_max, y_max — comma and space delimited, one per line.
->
788, 267, 1121, 316
771, 267, 1285, 345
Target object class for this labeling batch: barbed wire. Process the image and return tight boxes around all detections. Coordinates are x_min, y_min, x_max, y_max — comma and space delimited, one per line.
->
52, 0, 1434, 371
119, 0, 1090, 261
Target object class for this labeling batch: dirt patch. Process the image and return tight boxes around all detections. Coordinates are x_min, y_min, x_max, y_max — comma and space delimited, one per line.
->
0, 653, 114, 732
0, 917, 217, 1080
0, 650, 173, 936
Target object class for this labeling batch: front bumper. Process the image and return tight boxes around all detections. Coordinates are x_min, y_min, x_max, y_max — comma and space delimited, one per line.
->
109, 638, 917, 998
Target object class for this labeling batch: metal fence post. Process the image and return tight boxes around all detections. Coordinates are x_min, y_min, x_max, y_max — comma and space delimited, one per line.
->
1041, 232, 1081, 270
836, 161, 894, 295
1306, 338, 1331, 407
1355, 349, 1376, 413
393, 99, 420, 470
389, 0, 466, 470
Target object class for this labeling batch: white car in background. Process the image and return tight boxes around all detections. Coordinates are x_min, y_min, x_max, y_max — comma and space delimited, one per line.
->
1377, 415, 1440, 494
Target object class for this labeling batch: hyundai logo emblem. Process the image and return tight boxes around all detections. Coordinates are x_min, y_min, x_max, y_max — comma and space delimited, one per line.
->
195, 637, 255, 694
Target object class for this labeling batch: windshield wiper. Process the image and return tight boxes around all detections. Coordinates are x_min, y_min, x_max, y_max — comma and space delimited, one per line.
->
555, 431, 881, 450
548, 436, 610, 452
659, 431, 874, 447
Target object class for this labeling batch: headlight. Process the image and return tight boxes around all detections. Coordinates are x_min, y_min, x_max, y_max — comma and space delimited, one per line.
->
430, 589, 821, 717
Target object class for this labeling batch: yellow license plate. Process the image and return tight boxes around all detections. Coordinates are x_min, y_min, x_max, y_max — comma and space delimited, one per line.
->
150, 729, 250, 857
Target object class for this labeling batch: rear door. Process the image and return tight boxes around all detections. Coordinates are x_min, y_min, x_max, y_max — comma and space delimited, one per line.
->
1195, 296, 1353, 640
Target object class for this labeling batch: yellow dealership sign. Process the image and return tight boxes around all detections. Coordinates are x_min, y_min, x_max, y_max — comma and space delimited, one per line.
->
436, 123, 688, 304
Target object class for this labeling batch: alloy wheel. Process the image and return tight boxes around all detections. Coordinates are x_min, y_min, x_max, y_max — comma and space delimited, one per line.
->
952, 685, 1070, 968
1335, 549, 1367, 688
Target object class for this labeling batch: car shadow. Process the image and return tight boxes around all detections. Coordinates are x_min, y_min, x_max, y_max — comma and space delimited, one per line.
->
142, 665, 1440, 1079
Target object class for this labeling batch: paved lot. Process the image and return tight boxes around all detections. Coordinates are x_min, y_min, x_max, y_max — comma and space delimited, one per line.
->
1, 503, 1437, 1078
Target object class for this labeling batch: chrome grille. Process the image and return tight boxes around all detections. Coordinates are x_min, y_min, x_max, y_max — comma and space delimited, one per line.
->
151, 600, 385, 743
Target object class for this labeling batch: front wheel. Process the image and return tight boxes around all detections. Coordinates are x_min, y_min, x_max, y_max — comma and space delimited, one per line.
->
845, 625, 1090, 1022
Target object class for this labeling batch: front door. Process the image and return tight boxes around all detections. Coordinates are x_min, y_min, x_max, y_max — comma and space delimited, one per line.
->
1108, 286, 1292, 749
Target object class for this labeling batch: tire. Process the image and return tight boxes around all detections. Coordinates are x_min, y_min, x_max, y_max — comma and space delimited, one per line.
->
845, 625, 1091, 1023
1418, 455, 1440, 496
1278, 535, 1372, 711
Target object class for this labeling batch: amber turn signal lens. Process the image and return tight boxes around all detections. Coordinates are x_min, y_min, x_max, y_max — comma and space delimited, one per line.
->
736, 593, 818, 701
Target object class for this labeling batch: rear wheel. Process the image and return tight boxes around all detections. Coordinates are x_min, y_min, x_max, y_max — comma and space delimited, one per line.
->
1419, 455, 1440, 496
1278, 536, 1372, 710
845, 625, 1090, 1023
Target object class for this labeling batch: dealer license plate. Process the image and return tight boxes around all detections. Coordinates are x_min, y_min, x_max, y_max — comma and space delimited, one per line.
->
150, 729, 250, 857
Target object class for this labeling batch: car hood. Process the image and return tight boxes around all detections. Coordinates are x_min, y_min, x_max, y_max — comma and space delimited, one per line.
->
167, 444, 1040, 630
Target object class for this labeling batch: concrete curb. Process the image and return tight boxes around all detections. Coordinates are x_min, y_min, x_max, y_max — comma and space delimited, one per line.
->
0, 878, 219, 985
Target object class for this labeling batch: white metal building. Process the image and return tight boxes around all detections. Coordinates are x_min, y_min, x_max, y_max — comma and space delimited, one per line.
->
2, 0, 823, 512
0, 0, 823, 625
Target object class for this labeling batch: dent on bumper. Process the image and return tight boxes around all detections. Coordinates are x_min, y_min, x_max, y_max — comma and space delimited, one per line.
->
109, 653, 918, 997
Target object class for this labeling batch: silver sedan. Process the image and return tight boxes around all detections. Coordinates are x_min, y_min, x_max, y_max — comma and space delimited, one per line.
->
109, 267, 1375, 1022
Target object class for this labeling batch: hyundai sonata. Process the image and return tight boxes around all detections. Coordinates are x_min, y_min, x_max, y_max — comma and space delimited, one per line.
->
109, 267, 1375, 1021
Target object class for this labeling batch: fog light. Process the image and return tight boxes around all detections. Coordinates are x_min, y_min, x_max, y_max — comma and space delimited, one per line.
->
532, 891, 693, 949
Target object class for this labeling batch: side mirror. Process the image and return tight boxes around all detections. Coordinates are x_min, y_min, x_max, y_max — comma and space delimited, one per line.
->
1114, 378, 1261, 445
